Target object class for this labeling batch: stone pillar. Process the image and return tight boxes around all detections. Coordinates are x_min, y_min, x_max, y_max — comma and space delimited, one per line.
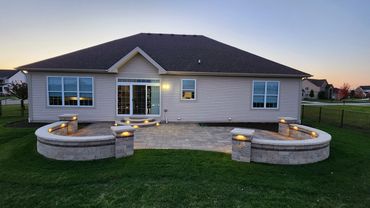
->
231, 128, 255, 162
58, 114, 78, 134
111, 126, 136, 158
278, 117, 297, 136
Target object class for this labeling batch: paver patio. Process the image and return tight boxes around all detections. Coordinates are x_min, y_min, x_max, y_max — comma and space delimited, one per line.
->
73, 123, 293, 153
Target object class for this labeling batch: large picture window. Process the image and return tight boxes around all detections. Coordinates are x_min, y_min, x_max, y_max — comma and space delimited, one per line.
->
252, 81, 279, 109
47, 76, 93, 107
181, 79, 196, 100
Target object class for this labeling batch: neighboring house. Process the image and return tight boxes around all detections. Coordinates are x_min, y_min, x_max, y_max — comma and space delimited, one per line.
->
302, 79, 333, 99
0, 69, 26, 96
357, 86, 370, 97
18, 33, 310, 123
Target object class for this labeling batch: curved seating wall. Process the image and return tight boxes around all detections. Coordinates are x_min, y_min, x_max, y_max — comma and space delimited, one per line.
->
36, 121, 115, 161
251, 124, 331, 165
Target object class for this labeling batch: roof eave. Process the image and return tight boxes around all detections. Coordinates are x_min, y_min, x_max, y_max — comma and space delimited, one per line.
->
165, 71, 312, 78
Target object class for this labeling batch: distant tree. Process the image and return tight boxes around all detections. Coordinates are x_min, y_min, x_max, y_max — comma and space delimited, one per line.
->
349, 90, 355, 98
8, 81, 28, 114
309, 90, 315, 98
338, 83, 350, 100
318, 91, 326, 99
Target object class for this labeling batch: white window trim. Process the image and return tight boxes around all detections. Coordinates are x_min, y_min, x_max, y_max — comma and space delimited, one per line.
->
251, 80, 280, 109
181, 79, 196, 101
46, 76, 94, 108
115, 77, 161, 117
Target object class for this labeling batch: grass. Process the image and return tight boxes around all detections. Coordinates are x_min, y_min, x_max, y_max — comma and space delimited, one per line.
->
303, 105, 370, 129
0, 106, 370, 207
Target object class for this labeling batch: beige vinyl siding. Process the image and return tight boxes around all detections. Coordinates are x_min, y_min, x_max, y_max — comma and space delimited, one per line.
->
29, 72, 116, 122
161, 75, 301, 122
116, 54, 160, 78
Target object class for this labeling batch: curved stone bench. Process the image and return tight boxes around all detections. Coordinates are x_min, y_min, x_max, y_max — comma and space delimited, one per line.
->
35, 115, 135, 161
231, 122, 331, 165
251, 124, 331, 165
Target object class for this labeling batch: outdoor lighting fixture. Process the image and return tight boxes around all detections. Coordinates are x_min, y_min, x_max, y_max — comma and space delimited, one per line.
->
48, 128, 52, 133
133, 125, 139, 129
162, 84, 170, 90
114, 123, 118, 126
144, 120, 149, 124
311, 131, 317, 137
280, 119, 286, 123
60, 123, 66, 128
126, 120, 130, 124
292, 126, 299, 130
72, 116, 77, 120
120, 131, 131, 137
22, 70, 28, 74
234, 135, 247, 141
156, 122, 160, 126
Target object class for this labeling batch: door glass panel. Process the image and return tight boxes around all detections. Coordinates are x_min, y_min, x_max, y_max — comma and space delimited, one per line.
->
147, 86, 160, 115
133, 85, 146, 115
118, 85, 130, 114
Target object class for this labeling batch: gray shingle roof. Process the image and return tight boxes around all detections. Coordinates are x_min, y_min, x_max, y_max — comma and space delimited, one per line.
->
360, 86, 370, 90
0, 70, 18, 79
306, 79, 328, 87
19, 33, 310, 77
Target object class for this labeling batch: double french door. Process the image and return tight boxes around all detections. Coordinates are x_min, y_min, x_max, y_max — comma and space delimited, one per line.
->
117, 79, 160, 116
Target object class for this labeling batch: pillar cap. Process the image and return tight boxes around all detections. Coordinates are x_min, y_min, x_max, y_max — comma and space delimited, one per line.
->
111, 125, 136, 133
278, 117, 297, 124
231, 128, 255, 136
58, 114, 78, 121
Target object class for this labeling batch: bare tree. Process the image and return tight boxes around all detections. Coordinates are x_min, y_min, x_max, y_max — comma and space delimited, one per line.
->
8, 81, 28, 114
338, 83, 350, 100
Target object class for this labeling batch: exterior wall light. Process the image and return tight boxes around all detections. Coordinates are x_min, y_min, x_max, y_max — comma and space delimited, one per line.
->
156, 122, 160, 126
162, 84, 170, 90
22, 70, 28, 74
279, 119, 286, 123
126, 120, 130, 124
234, 135, 247, 141
120, 131, 131, 137
114, 123, 118, 126
48, 128, 52, 133
133, 125, 139, 129
144, 120, 149, 124
292, 126, 299, 130
311, 131, 317, 137
60, 123, 66, 128
72, 116, 77, 120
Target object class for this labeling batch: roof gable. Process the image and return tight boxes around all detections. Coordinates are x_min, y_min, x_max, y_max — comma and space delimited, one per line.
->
0, 70, 19, 79
18, 33, 310, 77
306, 79, 328, 87
108, 47, 166, 74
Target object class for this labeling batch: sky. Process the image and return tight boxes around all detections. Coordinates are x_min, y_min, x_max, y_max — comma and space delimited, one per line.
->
0, 0, 369, 87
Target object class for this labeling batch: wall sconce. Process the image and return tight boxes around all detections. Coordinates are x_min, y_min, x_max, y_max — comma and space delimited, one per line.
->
162, 83, 170, 90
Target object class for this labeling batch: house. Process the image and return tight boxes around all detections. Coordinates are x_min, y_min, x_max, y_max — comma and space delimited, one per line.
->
302, 79, 333, 99
0, 69, 26, 96
18, 33, 310, 123
357, 86, 370, 97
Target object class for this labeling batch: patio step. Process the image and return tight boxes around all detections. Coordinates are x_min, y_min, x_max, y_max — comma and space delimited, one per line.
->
130, 120, 160, 128
123, 117, 156, 123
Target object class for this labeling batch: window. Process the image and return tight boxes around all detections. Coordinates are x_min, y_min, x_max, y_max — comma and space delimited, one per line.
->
181, 79, 196, 100
47, 76, 93, 107
252, 81, 279, 109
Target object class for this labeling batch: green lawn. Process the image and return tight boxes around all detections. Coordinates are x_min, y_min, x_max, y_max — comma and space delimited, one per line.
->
0, 107, 370, 207
303, 105, 370, 129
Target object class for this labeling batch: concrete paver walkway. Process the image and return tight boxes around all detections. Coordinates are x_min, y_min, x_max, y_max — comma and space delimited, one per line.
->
73, 123, 292, 153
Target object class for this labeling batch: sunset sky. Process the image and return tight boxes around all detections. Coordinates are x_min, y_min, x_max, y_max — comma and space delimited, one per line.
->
0, 0, 369, 88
